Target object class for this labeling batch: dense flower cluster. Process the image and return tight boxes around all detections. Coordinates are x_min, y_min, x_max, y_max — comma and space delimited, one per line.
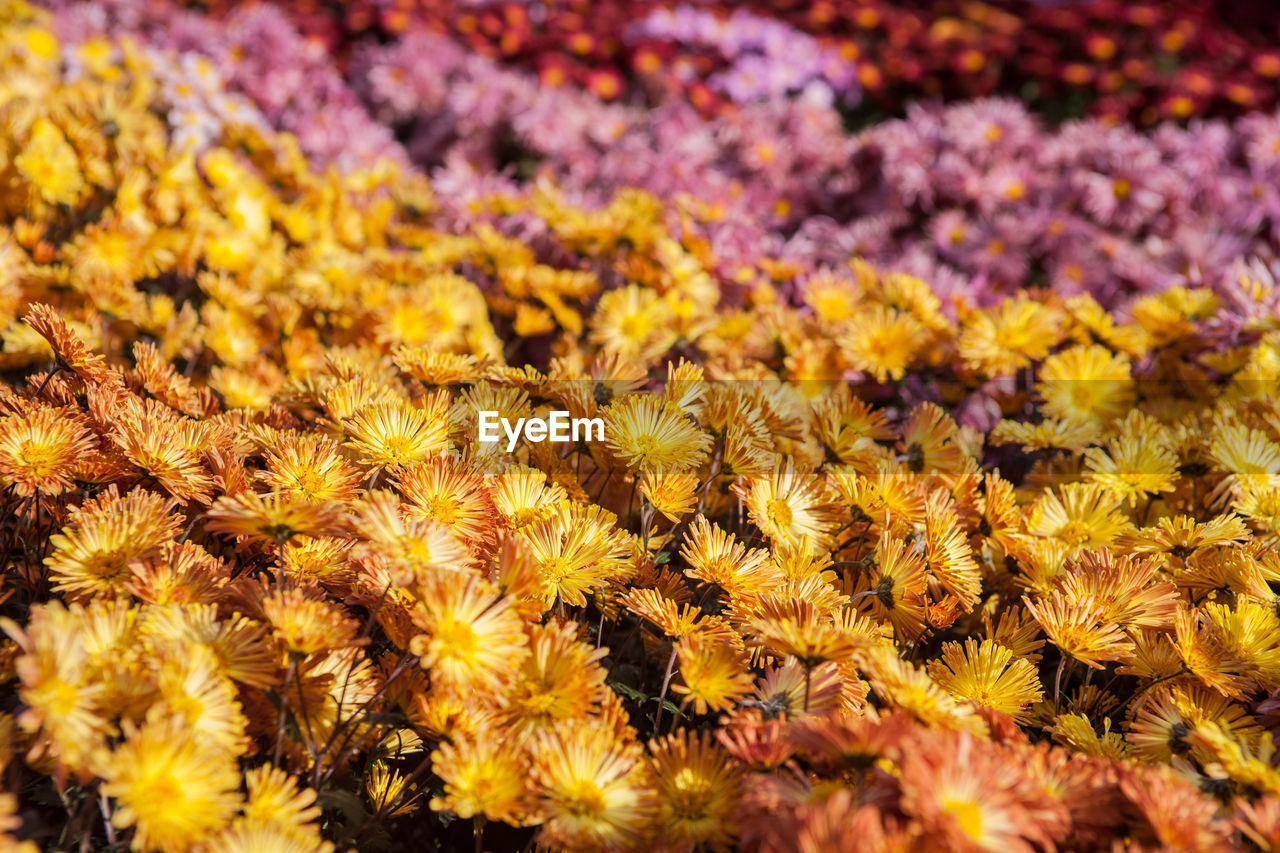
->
159, 0, 1280, 124
45, 0, 404, 169
5, 1, 1280, 852
38, 0, 1280, 316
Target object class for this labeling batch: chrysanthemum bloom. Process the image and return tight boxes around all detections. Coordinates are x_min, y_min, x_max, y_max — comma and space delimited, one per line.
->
841, 304, 928, 382
343, 397, 450, 469
489, 466, 568, 531
851, 531, 929, 642
753, 658, 846, 718
1084, 432, 1179, 507
408, 572, 528, 698
289, 646, 381, 763
924, 491, 983, 610
1025, 590, 1134, 670
1208, 422, 1280, 498
647, 730, 744, 849
258, 433, 363, 503
736, 460, 843, 550
1052, 550, 1178, 634
502, 622, 609, 736
0, 406, 96, 496
351, 491, 473, 584
748, 596, 862, 673
23, 303, 114, 385
392, 456, 496, 550
239, 765, 324, 837
898, 730, 1065, 853
856, 645, 988, 736
671, 634, 755, 714
97, 719, 242, 853
1027, 483, 1130, 552
3, 601, 113, 776
204, 822, 336, 853
589, 284, 679, 362
1126, 684, 1261, 762
430, 734, 534, 825
140, 604, 281, 689
989, 417, 1098, 455
958, 297, 1064, 378
1115, 513, 1251, 570
679, 516, 780, 600
110, 400, 215, 504
518, 502, 630, 608
928, 639, 1043, 723
604, 392, 711, 475
15, 117, 85, 206
206, 490, 348, 546
1117, 764, 1237, 851
366, 761, 423, 817
148, 645, 249, 753
639, 468, 699, 522
262, 588, 363, 657
1036, 344, 1134, 427
531, 722, 656, 851
45, 487, 179, 600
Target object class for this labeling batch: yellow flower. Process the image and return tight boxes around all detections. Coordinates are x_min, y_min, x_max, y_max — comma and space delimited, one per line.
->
603, 393, 711, 475
841, 304, 927, 382
98, 719, 242, 853
3, 601, 113, 775
408, 572, 528, 698
1084, 433, 1180, 506
518, 502, 630, 608
734, 460, 843, 550
639, 468, 699, 522
343, 396, 451, 469
365, 761, 423, 817
15, 117, 84, 205
206, 490, 347, 546
928, 639, 1043, 722
261, 588, 363, 657
258, 434, 362, 503
430, 734, 533, 824
531, 722, 656, 851
1036, 344, 1133, 427
1027, 483, 1130, 552
958, 297, 1063, 377
647, 730, 743, 848
671, 635, 754, 714
45, 487, 179, 600
0, 406, 96, 496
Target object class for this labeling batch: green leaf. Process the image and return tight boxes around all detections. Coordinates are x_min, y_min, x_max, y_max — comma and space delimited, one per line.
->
608, 680, 650, 703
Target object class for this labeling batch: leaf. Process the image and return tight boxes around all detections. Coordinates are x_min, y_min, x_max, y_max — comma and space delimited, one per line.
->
608, 680, 649, 703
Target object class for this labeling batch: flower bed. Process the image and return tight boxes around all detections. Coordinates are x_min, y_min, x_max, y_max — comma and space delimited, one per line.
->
3, 1, 1280, 852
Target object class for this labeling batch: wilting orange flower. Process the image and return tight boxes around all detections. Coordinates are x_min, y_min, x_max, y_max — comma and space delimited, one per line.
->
23, 303, 113, 384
